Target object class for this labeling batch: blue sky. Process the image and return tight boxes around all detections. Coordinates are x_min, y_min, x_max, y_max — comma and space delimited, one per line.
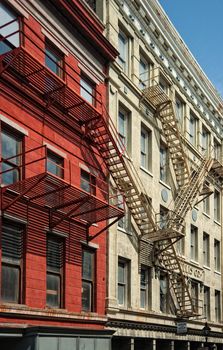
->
158, 0, 223, 98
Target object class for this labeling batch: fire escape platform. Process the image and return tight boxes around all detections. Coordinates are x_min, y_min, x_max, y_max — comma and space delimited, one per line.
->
210, 159, 223, 179
0, 47, 100, 124
1, 172, 123, 225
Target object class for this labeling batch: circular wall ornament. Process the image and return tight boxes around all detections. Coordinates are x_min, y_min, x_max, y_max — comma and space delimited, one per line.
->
161, 189, 168, 203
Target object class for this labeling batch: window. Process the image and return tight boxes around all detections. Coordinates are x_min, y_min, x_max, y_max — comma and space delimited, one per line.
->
214, 139, 221, 162
0, 3, 19, 54
118, 30, 129, 74
189, 113, 197, 147
191, 280, 199, 313
176, 237, 185, 255
47, 150, 64, 178
1, 221, 24, 303
159, 271, 169, 313
159, 76, 168, 94
201, 126, 210, 155
139, 56, 150, 89
46, 235, 64, 308
214, 239, 220, 272
203, 232, 210, 267
118, 108, 131, 153
1, 126, 23, 185
118, 209, 131, 232
80, 169, 96, 195
118, 258, 129, 307
215, 290, 221, 322
159, 206, 168, 229
203, 182, 210, 215
140, 267, 150, 309
141, 126, 151, 170
45, 41, 63, 77
82, 249, 95, 312
175, 95, 185, 130
190, 225, 198, 261
80, 75, 96, 105
204, 286, 210, 320
160, 144, 168, 183
214, 190, 220, 222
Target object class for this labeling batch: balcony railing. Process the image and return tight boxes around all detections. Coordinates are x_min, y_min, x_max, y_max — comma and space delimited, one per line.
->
0, 18, 103, 124
0, 144, 124, 228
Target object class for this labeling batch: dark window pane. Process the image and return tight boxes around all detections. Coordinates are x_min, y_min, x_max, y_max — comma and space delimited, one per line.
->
82, 280, 92, 311
82, 250, 94, 280
1, 264, 20, 303
2, 224, 23, 261
46, 273, 60, 308
45, 45, 62, 77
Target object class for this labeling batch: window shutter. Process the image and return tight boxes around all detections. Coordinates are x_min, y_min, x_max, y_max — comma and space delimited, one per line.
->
2, 223, 23, 260
47, 236, 63, 271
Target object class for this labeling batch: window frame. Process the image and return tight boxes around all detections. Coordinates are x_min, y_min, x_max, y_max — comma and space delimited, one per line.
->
118, 258, 129, 308
80, 169, 96, 195
82, 248, 95, 312
80, 74, 96, 106
46, 234, 64, 309
1, 220, 25, 304
189, 113, 198, 147
214, 239, 220, 272
160, 143, 168, 183
139, 55, 150, 90
140, 126, 151, 171
215, 289, 221, 322
214, 190, 221, 222
203, 285, 210, 320
203, 232, 210, 267
47, 149, 64, 179
140, 266, 150, 310
1, 124, 24, 185
0, 3, 20, 54
190, 225, 198, 261
45, 39, 64, 78
118, 29, 129, 74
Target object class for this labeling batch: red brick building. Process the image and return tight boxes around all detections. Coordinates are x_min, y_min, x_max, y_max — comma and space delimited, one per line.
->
0, 1, 123, 349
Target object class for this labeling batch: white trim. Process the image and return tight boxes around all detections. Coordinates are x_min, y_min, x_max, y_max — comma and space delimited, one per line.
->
0, 114, 28, 135
41, 28, 69, 56
80, 240, 99, 249
43, 142, 67, 159
8, 0, 29, 18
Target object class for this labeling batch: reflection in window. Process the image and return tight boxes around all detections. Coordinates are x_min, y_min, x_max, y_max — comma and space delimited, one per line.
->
47, 150, 64, 178
80, 76, 95, 105
45, 41, 63, 77
118, 30, 129, 74
80, 169, 96, 195
1, 127, 22, 185
82, 249, 95, 312
0, 3, 19, 54
160, 144, 168, 183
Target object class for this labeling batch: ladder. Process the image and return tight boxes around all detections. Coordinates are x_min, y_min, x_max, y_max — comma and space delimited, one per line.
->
84, 109, 159, 240
142, 79, 190, 188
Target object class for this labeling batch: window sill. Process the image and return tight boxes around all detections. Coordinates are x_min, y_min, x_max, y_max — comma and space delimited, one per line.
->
190, 259, 199, 266
203, 265, 211, 271
214, 220, 221, 226
117, 227, 132, 236
140, 166, 153, 178
159, 180, 171, 190
203, 212, 210, 219
214, 270, 221, 275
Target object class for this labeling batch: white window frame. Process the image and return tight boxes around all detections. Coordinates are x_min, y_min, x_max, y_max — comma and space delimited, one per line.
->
203, 232, 210, 267
140, 127, 151, 170
118, 30, 129, 74
118, 258, 129, 307
214, 239, 220, 272
190, 225, 198, 261
139, 55, 149, 89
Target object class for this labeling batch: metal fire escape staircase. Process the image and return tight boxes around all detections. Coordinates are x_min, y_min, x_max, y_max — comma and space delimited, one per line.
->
141, 67, 216, 317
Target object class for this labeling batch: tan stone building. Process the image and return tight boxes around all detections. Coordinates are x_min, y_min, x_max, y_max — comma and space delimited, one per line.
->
87, 0, 223, 349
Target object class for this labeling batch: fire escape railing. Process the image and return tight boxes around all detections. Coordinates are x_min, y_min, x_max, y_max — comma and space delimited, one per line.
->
0, 144, 124, 237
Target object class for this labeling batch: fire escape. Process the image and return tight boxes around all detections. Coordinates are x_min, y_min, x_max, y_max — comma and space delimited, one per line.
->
0, 19, 124, 240
1, 19, 223, 318
141, 67, 223, 317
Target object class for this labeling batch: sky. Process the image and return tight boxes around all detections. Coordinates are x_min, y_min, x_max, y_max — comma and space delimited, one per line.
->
158, 0, 223, 98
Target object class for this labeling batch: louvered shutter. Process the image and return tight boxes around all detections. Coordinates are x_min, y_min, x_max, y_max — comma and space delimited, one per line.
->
47, 236, 63, 271
2, 223, 23, 261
